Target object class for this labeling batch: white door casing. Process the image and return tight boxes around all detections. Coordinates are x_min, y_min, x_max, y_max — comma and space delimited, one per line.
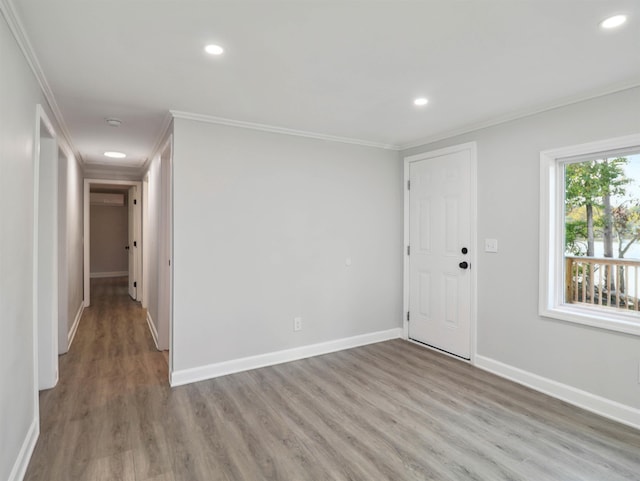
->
34, 105, 59, 390
128, 186, 137, 299
142, 175, 150, 309
404, 142, 477, 360
84, 179, 142, 306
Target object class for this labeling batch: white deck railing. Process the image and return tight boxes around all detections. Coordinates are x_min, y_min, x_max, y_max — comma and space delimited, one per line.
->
565, 255, 640, 311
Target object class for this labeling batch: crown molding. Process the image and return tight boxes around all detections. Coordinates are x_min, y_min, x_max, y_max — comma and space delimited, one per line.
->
139, 111, 173, 174
400, 80, 640, 151
1, 0, 81, 162
170, 110, 401, 151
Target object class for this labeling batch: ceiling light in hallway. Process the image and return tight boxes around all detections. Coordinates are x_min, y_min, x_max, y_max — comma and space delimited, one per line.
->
600, 14, 627, 29
105, 118, 122, 127
205, 44, 224, 55
104, 151, 126, 159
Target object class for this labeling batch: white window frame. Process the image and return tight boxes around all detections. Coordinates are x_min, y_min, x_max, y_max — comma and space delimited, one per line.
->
539, 133, 640, 337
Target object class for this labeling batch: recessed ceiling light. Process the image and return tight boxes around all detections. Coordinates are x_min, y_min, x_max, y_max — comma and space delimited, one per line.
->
105, 118, 122, 127
104, 151, 126, 159
414, 97, 429, 106
600, 14, 627, 29
205, 44, 224, 55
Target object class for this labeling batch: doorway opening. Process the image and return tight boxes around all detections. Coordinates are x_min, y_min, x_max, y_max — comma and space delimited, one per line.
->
83, 179, 142, 307
141, 136, 173, 371
34, 105, 59, 391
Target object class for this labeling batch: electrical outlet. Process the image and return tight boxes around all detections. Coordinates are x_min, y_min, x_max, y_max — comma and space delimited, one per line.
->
294, 317, 302, 332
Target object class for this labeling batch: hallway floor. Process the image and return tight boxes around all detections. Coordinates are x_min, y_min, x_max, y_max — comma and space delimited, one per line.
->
23, 278, 640, 480
25, 277, 169, 480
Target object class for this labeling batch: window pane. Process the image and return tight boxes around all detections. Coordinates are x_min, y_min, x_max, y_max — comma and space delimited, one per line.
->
563, 152, 640, 311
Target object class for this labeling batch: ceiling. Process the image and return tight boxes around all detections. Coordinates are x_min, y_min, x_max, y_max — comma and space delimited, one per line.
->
10, 0, 640, 176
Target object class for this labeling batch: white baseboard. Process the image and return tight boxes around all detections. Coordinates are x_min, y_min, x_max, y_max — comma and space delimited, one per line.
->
170, 327, 403, 387
90, 271, 128, 278
146, 311, 159, 350
8, 418, 38, 481
475, 355, 640, 430
67, 302, 84, 350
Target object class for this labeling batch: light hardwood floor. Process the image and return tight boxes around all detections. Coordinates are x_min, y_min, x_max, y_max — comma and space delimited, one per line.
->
25, 277, 640, 480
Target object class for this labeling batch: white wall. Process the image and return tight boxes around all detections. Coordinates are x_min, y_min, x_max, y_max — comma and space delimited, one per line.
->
67, 156, 83, 335
402, 86, 640, 410
143, 132, 172, 351
144, 152, 162, 338
0, 7, 63, 480
172, 119, 403, 373
89, 204, 128, 275
58, 149, 84, 353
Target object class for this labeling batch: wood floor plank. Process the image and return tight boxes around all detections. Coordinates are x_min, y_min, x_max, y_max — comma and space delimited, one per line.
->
370, 341, 640, 473
323, 348, 582, 480
245, 367, 387, 481
293, 354, 529, 481
363, 341, 640, 480
270, 361, 461, 481
23, 277, 640, 481
76, 450, 137, 481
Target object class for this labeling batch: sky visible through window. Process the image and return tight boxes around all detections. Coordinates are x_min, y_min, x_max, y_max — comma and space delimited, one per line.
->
609, 153, 640, 259
619, 153, 640, 202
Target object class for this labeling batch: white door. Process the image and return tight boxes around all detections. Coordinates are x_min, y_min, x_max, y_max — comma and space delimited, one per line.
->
128, 186, 137, 299
408, 146, 473, 359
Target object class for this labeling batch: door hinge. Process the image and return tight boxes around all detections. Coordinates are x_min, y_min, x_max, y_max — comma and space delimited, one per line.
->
134, 199, 137, 205
407, 245, 410, 256
133, 281, 137, 288
407, 311, 410, 321
407, 180, 410, 190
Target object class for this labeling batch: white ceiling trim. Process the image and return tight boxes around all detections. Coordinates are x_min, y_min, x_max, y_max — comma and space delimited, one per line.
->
400, 79, 640, 151
140, 111, 173, 175
170, 110, 401, 151
2, 0, 80, 163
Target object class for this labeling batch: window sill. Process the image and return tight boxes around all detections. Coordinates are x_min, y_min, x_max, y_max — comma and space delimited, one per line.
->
541, 304, 640, 336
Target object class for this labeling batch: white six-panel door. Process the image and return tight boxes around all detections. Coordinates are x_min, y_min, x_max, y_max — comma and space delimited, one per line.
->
407, 144, 474, 359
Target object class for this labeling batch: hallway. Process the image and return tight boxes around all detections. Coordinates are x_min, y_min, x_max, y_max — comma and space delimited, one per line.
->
25, 277, 169, 480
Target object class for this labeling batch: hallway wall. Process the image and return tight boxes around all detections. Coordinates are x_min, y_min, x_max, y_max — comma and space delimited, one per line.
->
58, 149, 84, 354
0, 6, 71, 480
143, 130, 172, 351
144, 151, 161, 342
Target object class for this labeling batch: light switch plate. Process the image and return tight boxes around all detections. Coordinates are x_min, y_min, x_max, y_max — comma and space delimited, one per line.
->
485, 238, 498, 253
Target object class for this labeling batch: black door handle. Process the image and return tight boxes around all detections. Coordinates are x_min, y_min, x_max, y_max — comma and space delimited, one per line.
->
459, 261, 469, 269
125, 245, 130, 250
